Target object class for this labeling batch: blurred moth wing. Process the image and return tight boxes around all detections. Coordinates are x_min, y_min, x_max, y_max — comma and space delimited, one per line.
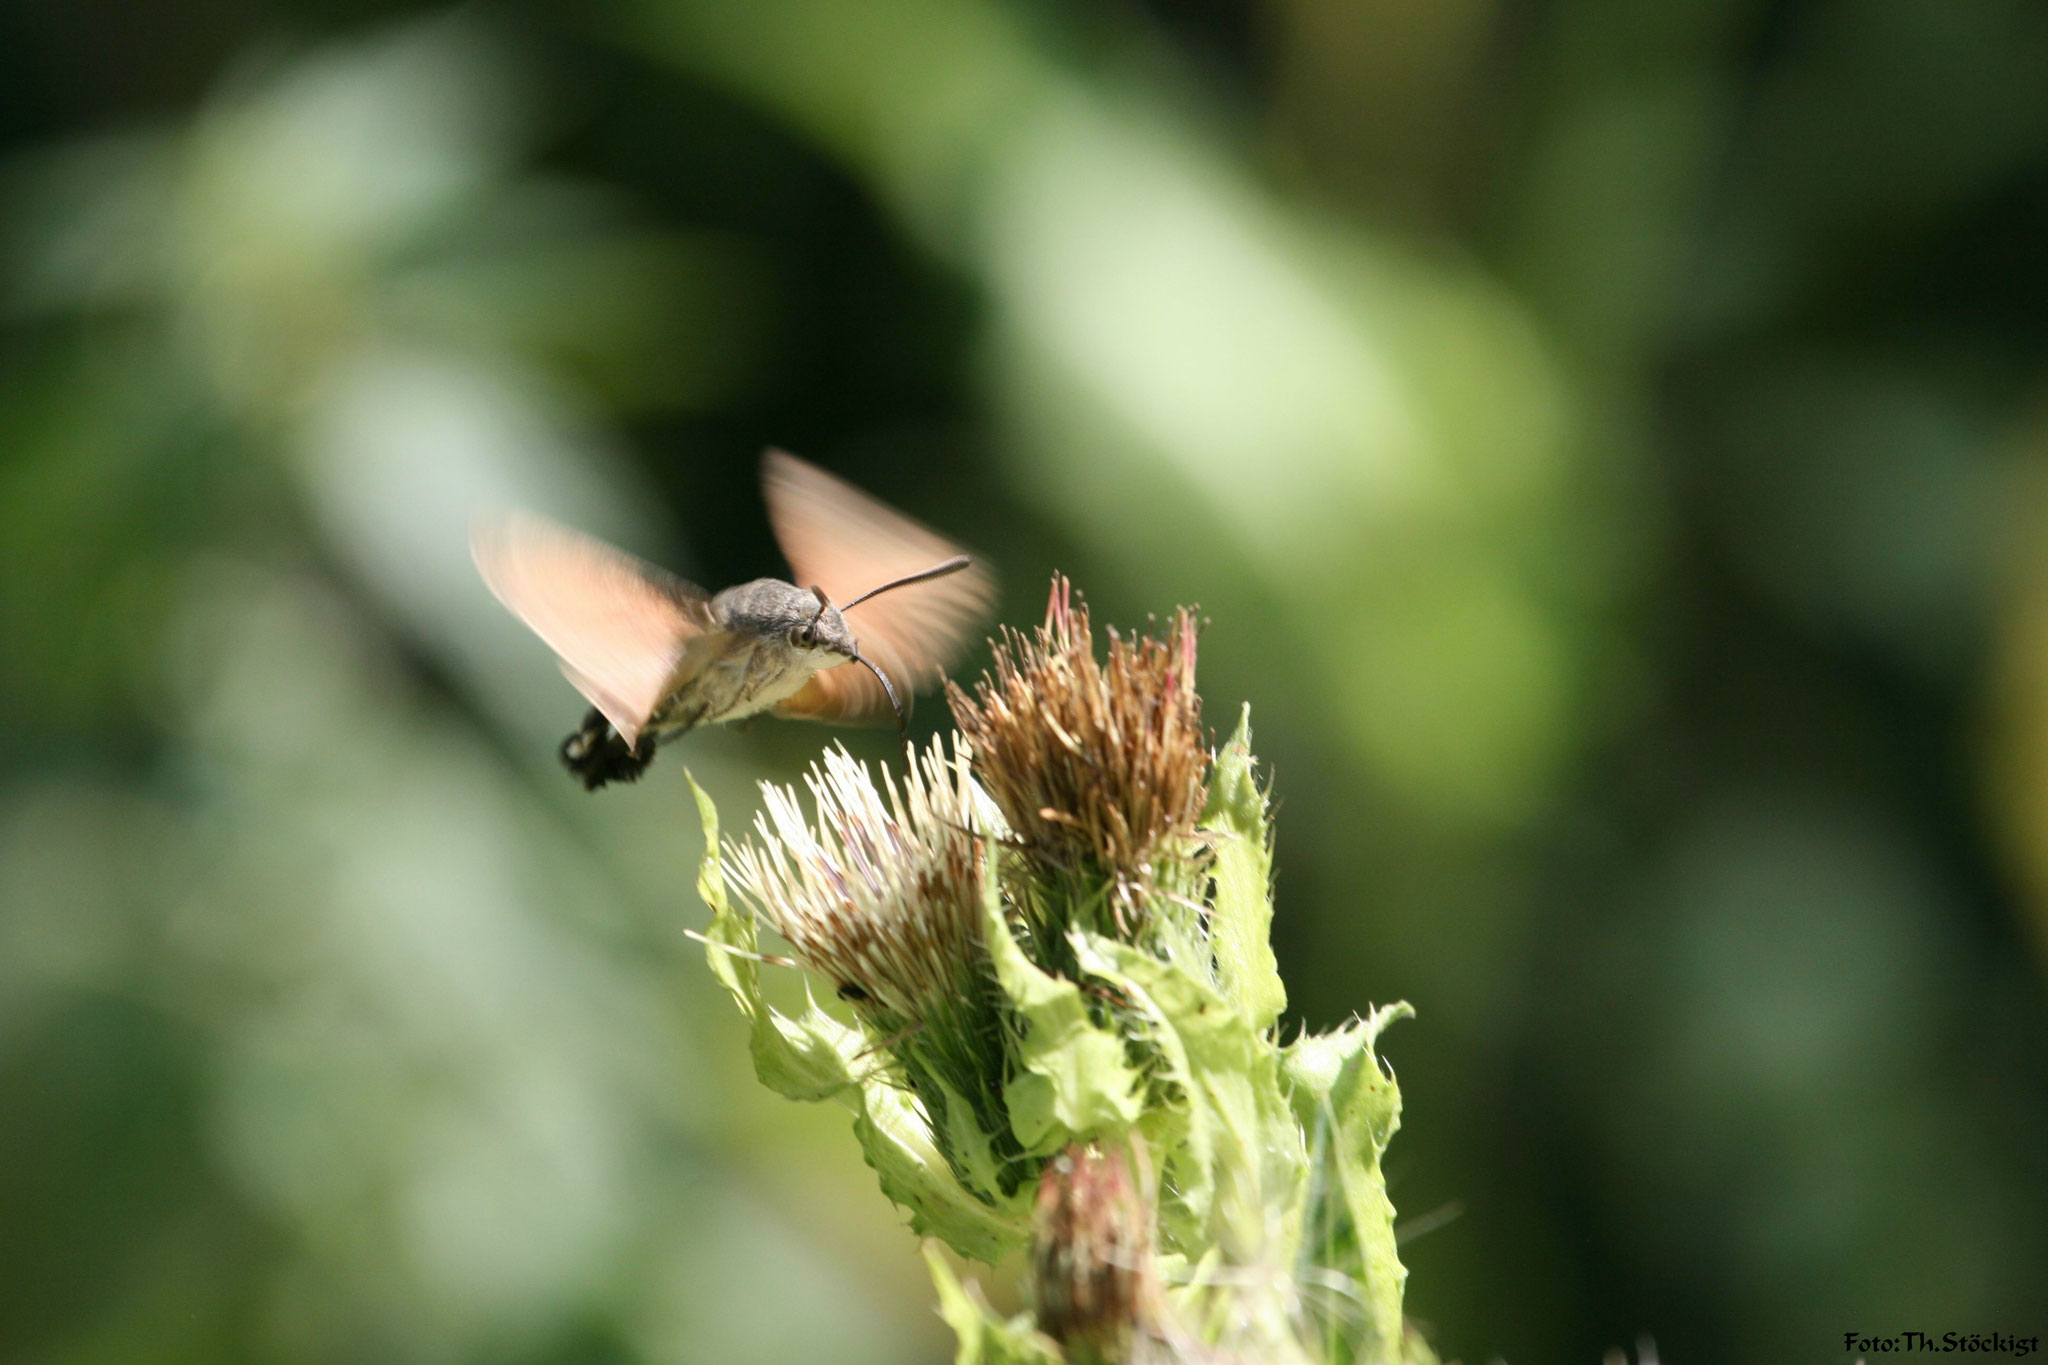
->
763, 449, 996, 722
470, 512, 718, 750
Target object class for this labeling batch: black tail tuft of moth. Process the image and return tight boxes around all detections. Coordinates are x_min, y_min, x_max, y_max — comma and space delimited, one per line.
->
560, 708, 654, 790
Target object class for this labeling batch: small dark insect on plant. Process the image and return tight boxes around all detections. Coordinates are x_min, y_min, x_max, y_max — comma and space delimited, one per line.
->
473, 450, 995, 789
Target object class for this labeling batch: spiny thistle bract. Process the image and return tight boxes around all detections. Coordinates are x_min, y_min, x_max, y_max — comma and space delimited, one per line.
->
690, 579, 1438, 1364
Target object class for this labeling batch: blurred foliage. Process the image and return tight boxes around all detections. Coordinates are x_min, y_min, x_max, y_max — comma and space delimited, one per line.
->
1, 1, 2045, 1363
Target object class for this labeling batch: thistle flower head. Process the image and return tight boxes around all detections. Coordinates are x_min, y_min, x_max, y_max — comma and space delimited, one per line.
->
948, 577, 1207, 922
695, 576, 1425, 1365
725, 737, 990, 1025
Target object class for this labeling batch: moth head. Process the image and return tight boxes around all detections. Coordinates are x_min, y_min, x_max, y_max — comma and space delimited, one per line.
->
784, 556, 974, 735
789, 585, 859, 658
791, 582, 906, 731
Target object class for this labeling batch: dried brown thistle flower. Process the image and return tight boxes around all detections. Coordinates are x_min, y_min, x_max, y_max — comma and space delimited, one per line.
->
1032, 1142, 1161, 1363
725, 738, 989, 1024
947, 577, 1206, 927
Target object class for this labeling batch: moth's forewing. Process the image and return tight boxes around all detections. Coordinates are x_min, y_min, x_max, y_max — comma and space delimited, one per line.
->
471, 512, 717, 747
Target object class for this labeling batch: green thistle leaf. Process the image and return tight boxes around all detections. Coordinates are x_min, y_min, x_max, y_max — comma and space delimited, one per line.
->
1282, 1002, 1417, 1362
1203, 706, 1286, 1033
856, 1080, 1028, 1262
984, 891, 1144, 1151
925, 1245, 1061, 1365
932, 1072, 1013, 1202
1074, 934, 1305, 1262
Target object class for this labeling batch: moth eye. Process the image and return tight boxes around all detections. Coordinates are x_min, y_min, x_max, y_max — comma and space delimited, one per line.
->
790, 624, 817, 648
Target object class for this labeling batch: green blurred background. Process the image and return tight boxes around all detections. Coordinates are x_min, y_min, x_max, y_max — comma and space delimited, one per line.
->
3, 0, 2046, 1361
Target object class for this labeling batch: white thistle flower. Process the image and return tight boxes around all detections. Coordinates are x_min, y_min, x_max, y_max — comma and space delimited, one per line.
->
726, 736, 996, 1021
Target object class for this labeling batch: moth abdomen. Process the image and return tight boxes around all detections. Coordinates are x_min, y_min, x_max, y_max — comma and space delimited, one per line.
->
560, 708, 653, 791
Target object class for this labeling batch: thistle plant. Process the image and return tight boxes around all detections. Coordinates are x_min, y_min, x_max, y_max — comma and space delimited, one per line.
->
692, 578, 1436, 1364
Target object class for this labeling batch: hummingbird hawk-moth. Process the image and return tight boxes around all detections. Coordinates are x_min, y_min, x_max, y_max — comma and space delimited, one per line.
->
473, 449, 994, 789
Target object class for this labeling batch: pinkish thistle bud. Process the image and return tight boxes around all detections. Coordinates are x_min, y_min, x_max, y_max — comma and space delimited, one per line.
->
1032, 1143, 1160, 1363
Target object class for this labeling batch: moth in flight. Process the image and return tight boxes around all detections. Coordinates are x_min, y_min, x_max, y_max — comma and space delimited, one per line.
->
474, 449, 994, 789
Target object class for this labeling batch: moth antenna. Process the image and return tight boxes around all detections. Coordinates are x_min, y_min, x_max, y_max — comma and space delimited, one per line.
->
807, 583, 831, 627
838, 555, 972, 613
849, 650, 907, 737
